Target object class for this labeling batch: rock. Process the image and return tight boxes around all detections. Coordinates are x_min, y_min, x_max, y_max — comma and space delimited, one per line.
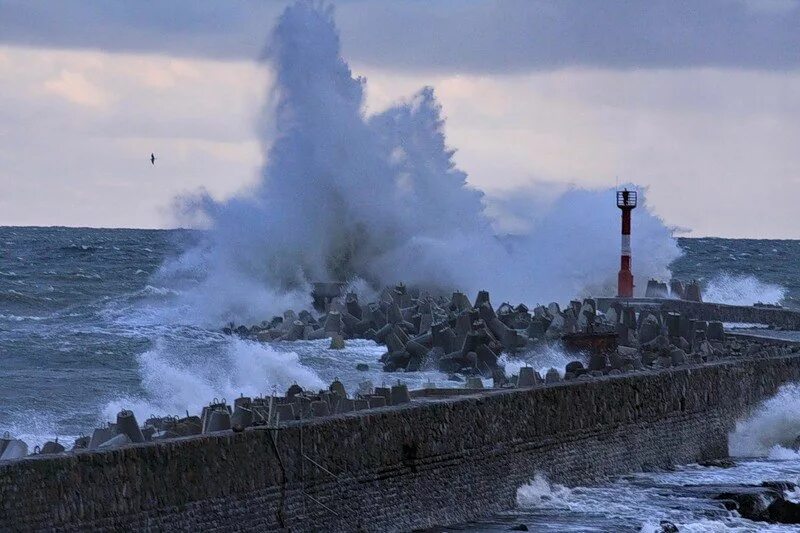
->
324, 311, 343, 333
565, 361, 585, 375
310, 400, 330, 417
545, 368, 560, 383
664, 312, 681, 338
698, 458, 736, 468
465, 377, 484, 389
367, 396, 386, 408
659, 521, 679, 533
0, 438, 28, 460
684, 280, 703, 302
670, 279, 685, 298
474, 290, 492, 309
707, 321, 725, 342
287, 383, 304, 398
588, 353, 608, 371
767, 497, 800, 524
656, 355, 672, 368
205, 409, 231, 433
390, 383, 411, 405
329, 334, 346, 350
517, 367, 541, 387
355, 363, 369, 372
617, 345, 639, 357
670, 348, 686, 366
116, 410, 145, 443
275, 404, 296, 422
329, 378, 347, 397
509, 525, 529, 531
712, 486, 782, 522
638, 315, 660, 345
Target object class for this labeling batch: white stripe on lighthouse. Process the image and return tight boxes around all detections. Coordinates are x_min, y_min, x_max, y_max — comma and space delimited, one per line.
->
621, 235, 631, 256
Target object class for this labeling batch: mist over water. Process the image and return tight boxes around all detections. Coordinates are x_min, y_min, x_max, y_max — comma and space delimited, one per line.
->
156, 2, 681, 326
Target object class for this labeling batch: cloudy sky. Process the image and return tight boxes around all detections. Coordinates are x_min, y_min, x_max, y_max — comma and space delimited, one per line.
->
0, 0, 798, 237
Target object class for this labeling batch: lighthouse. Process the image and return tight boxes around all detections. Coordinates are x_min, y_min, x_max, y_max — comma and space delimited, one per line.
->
617, 189, 637, 298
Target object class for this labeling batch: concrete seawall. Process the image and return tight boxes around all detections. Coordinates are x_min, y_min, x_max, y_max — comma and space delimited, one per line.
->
597, 297, 800, 329
3, 354, 800, 531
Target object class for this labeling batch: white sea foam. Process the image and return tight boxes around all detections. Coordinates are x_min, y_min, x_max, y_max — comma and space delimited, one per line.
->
729, 383, 800, 457
516, 474, 573, 508
703, 272, 786, 306
101, 337, 325, 424
499, 344, 579, 378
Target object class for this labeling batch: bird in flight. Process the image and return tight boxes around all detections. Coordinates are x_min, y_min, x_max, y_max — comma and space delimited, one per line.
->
150, 153, 156, 165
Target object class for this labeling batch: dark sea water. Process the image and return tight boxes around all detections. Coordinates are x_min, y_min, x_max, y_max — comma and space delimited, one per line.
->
2, 226, 800, 531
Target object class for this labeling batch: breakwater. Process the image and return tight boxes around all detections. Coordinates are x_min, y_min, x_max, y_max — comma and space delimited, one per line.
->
3, 351, 800, 531
597, 297, 800, 329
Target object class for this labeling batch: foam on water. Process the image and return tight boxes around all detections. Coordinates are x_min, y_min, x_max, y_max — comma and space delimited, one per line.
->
512, 470, 794, 532
101, 337, 325, 425
730, 383, 800, 457
703, 272, 787, 306
498, 345, 580, 378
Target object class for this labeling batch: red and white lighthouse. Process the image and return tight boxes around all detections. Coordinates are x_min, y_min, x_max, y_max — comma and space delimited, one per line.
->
617, 189, 637, 298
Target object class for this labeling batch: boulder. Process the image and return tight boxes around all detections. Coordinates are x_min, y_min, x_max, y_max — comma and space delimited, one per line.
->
670, 348, 687, 366
517, 367, 541, 387
545, 368, 561, 383
565, 360, 585, 376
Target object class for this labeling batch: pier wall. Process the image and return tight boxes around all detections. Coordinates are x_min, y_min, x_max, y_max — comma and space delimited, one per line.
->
3, 354, 800, 532
596, 297, 800, 329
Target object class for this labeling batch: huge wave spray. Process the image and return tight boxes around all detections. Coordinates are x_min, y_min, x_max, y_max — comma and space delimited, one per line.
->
159, 1, 680, 325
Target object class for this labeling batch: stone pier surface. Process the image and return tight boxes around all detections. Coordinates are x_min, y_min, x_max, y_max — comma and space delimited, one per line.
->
3, 354, 800, 531
597, 297, 800, 330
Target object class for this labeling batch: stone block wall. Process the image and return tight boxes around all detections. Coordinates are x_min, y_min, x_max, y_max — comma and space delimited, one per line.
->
3, 354, 800, 531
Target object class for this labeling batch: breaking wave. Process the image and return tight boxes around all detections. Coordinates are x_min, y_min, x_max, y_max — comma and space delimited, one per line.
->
154, 1, 680, 326
729, 383, 800, 458
101, 337, 325, 424
703, 273, 786, 306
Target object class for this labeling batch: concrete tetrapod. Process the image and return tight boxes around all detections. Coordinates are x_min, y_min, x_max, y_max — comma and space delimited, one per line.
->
116, 410, 145, 443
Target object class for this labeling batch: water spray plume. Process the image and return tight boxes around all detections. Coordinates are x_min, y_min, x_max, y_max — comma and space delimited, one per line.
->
159, 1, 681, 325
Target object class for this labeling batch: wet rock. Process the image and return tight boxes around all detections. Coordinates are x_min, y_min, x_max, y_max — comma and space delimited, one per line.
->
356, 363, 369, 371
588, 353, 608, 372
545, 368, 560, 383
509, 525, 529, 531
0, 437, 28, 460
710, 486, 782, 522
465, 377, 484, 389
517, 367, 541, 387
329, 378, 347, 397
707, 321, 725, 342
670, 348, 686, 366
565, 361, 585, 376
658, 521, 679, 533
329, 334, 346, 350
638, 315, 660, 345
390, 383, 411, 405
286, 383, 304, 398
698, 458, 736, 468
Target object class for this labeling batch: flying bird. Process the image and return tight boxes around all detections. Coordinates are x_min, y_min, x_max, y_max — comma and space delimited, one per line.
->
150, 153, 156, 165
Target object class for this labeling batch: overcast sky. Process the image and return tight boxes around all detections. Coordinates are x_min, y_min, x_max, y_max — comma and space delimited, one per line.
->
1, 0, 798, 237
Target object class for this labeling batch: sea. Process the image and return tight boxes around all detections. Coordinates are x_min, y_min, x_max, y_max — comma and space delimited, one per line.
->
2, 226, 800, 532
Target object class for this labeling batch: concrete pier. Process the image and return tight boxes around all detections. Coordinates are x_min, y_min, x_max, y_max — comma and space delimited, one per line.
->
2, 349, 800, 531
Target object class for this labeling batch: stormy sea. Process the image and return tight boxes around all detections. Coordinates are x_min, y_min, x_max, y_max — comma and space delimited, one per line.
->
3, 3, 799, 532
2, 227, 799, 531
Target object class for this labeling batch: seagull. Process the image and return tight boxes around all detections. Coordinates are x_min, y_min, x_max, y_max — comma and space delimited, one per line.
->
150, 153, 156, 165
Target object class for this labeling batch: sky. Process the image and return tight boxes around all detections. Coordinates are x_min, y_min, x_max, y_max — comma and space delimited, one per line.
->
0, 0, 798, 238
